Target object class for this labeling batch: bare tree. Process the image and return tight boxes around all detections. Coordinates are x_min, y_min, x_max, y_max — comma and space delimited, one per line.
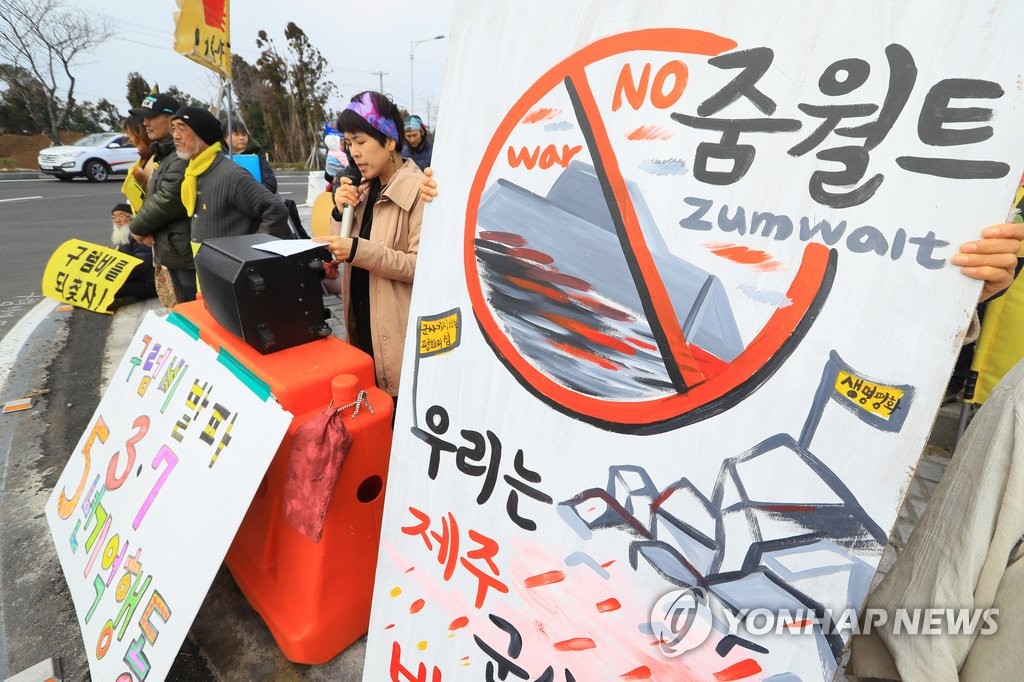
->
0, 0, 110, 143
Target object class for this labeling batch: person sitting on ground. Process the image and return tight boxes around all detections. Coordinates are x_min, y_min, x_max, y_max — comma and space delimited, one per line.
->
170, 106, 290, 248
313, 91, 423, 402
402, 115, 433, 170
109, 203, 156, 308
221, 119, 278, 193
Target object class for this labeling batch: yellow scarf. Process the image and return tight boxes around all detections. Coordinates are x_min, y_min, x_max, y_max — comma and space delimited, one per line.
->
181, 142, 221, 217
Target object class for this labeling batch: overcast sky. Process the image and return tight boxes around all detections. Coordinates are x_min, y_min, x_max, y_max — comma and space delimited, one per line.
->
60, 0, 455, 123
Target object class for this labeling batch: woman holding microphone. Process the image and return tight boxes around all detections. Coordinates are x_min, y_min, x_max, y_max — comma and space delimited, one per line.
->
314, 91, 424, 402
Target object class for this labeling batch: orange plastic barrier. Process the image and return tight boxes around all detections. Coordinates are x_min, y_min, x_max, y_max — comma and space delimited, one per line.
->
176, 300, 394, 663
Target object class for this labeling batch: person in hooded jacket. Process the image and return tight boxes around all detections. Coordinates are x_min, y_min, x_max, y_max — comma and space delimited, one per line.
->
402, 115, 433, 170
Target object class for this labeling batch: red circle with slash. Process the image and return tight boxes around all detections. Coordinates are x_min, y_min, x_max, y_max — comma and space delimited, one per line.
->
463, 29, 836, 434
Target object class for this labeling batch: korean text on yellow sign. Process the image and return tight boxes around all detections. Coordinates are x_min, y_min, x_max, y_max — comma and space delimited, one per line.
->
834, 370, 905, 420
418, 309, 462, 357
42, 239, 142, 314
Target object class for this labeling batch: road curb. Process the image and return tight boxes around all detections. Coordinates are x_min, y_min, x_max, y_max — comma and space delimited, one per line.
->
0, 172, 45, 180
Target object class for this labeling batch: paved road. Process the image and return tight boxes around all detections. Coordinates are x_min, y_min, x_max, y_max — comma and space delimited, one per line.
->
0, 172, 315, 334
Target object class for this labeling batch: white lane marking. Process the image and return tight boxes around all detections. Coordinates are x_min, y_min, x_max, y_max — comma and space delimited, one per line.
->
0, 196, 43, 203
0, 298, 59, 399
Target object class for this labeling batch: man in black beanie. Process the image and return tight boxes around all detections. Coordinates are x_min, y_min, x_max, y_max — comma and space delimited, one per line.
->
170, 106, 289, 245
110, 202, 156, 307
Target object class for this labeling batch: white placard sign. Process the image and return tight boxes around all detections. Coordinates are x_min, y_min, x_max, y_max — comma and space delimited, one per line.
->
46, 311, 292, 681
365, 2, 1024, 680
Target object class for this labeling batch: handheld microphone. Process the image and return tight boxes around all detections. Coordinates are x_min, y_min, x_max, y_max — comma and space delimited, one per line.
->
337, 161, 362, 239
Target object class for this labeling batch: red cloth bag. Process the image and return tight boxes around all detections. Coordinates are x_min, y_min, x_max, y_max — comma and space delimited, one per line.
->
282, 407, 353, 542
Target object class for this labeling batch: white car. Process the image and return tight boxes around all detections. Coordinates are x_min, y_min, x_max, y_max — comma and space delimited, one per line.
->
37, 132, 139, 182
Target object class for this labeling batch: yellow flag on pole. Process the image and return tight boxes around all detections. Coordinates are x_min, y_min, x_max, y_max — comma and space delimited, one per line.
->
173, 0, 231, 79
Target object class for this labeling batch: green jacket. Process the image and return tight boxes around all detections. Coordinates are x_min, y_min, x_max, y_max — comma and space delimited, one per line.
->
128, 137, 194, 270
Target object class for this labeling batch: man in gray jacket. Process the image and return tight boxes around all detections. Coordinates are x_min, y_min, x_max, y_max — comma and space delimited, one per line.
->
169, 106, 290, 244
127, 93, 197, 301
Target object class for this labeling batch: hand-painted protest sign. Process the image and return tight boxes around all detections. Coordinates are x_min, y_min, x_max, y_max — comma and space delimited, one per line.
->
45, 311, 291, 682
363, 2, 1024, 680
43, 239, 142, 314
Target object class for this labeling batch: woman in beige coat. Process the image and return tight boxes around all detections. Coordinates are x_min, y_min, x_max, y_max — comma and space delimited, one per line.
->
315, 91, 423, 400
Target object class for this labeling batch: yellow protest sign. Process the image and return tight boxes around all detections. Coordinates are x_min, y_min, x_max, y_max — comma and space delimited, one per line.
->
418, 309, 462, 357
121, 163, 146, 214
173, 0, 231, 79
42, 240, 142, 314
834, 369, 905, 420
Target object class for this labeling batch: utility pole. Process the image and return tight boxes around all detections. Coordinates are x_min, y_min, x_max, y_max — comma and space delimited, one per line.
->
371, 70, 388, 92
410, 34, 444, 114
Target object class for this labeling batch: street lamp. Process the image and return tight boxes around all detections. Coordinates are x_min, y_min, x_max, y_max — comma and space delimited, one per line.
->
410, 34, 444, 115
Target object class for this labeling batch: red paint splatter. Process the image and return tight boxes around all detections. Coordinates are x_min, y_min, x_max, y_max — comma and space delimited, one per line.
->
601, 560, 616, 568
543, 312, 637, 355
523, 107, 561, 123
626, 125, 674, 140
525, 571, 566, 588
706, 243, 784, 271
548, 339, 619, 371
554, 638, 596, 651
507, 276, 569, 303
404, 567, 415, 573
596, 598, 621, 613
531, 269, 593, 292
506, 247, 555, 265
480, 230, 528, 247
620, 666, 652, 680
626, 336, 658, 351
714, 659, 762, 681
787, 618, 814, 630
449, 616, 469, 631
384, 623, 395, 630
409, 598, 425, 614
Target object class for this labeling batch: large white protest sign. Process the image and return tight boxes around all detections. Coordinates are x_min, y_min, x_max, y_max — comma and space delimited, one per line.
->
46, 311, 291, 681
364, 2, 1024, 680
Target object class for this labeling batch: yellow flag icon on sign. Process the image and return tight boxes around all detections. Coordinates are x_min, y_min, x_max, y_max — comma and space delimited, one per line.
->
173, 0, 231, 79
418, 309, 462, 357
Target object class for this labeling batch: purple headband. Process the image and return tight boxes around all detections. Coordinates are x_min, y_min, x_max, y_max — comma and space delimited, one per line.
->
344, 92, 400, 142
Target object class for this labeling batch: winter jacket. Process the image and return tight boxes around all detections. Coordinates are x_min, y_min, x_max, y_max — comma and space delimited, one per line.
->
128, 137, 193, 270
403, 137, 433, 170
331, 158, 423, 396
116, 238, 154, 280
189, 153, 290, 243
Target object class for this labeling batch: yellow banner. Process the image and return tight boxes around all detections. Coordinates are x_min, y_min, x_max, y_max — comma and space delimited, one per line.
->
968, 177, 1024, 404
173, 0, 231, 79
120, 162, 146, 214
418, 309, 461, 357
970, 271, 1024, 403
42, 240, 143, 314
834, 370, 905, 420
